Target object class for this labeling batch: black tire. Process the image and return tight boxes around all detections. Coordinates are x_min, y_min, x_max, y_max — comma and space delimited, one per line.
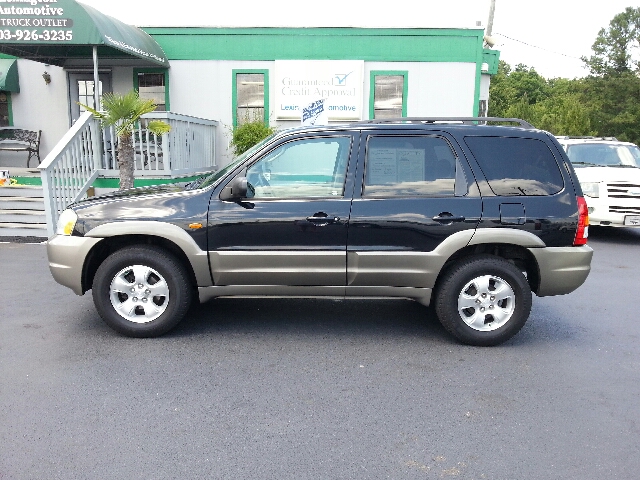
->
434, 255, 532, 346
92, 245, 192, 337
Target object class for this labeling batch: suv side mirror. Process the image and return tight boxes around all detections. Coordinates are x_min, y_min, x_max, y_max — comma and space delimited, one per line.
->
220, 176, 253, 201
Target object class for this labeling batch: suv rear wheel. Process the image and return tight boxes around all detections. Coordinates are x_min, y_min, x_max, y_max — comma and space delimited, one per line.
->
435, 255, 532, 346
92, 246, 192, 337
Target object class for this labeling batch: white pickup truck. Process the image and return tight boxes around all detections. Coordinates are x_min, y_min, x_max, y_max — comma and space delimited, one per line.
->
556, 136, 640, 227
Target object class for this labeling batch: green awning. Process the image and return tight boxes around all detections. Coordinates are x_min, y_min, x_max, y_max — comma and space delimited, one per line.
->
0, 0, 168, 67
0, 59, 19, 92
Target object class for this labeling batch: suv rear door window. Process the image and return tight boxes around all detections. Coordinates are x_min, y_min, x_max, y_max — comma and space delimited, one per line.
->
363, 135, 456, 196
464, 136, 564, 196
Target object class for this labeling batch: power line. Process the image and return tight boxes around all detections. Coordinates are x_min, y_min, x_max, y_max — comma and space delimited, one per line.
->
495, 32, 584, 60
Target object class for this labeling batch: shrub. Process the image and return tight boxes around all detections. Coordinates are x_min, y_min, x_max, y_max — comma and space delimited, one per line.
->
230, 119, 276, 156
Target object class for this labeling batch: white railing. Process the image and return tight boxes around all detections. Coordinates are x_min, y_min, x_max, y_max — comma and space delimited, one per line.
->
39, 111, 101, 236
99, 112, 219, 177
39, 111, 219, 236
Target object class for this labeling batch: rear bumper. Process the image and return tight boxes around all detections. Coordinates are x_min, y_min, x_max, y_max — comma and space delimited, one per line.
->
528, 245, 593, 296
47, 234, 101, 295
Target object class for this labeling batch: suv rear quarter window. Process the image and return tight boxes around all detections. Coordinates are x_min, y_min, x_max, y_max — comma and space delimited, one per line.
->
464, 136, 564, 196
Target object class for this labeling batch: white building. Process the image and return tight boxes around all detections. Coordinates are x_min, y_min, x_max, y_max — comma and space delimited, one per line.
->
0, 1, 499, 178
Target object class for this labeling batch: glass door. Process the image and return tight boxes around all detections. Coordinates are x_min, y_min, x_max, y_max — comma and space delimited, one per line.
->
68, 73, 112, 125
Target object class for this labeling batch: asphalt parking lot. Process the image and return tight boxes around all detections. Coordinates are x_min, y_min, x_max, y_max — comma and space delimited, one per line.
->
1, 227, 639, 479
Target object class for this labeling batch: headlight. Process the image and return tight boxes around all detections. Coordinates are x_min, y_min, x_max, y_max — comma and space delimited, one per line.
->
581, 182, 600, 198
56, 209, 78, 235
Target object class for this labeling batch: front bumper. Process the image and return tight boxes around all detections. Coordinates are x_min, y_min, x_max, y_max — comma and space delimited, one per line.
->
528, 245, 593, 297
47, 234, 102, 295
586, 194, 640, 227
588, 206, 640, 227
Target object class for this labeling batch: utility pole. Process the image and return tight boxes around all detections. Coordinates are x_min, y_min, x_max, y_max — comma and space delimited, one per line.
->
485, 0, 496, 48
481, 0, 497, 119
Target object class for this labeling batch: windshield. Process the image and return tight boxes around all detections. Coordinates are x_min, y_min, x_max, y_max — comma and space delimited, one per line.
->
189, 133, 279, 190
566, 143, 640, 168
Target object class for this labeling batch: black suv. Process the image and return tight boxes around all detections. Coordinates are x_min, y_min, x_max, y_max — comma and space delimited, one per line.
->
47, 118, 593, 346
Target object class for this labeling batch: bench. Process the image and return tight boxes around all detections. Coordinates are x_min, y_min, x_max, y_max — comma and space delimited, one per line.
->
0, 128, 41, 167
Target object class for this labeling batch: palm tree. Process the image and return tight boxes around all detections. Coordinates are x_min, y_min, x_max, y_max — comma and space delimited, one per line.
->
80, 90, 171, 190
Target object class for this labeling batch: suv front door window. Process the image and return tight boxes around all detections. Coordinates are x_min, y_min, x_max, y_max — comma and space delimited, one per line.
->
246, 137, 351, 198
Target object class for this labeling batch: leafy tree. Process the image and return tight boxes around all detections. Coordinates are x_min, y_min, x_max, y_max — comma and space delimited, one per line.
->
489, 62, 593, 136
537, 94, 593, 136
489, 61, 550, 119
486, 60, 513, 118
582, 7, 640, 75
579, 6, 640, 145
581, 73, 640, 144
505, 93, 539, 125
508, 64, 550, 105
81, 90, 171, 190
488, 7, 640, 144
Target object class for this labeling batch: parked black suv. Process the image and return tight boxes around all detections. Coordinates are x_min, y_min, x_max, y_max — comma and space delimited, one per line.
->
47, 118, 592, 346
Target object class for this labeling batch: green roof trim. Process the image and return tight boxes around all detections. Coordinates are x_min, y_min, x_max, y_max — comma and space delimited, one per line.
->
144, 27, 485, 63
482, 49, 500, 75
0, 59, 19, 92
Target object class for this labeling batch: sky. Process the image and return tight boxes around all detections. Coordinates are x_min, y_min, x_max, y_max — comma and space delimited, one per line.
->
77, 0, 638, 79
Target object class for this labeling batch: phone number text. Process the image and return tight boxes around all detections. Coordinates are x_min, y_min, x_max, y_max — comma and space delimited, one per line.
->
0, 29, 72, 41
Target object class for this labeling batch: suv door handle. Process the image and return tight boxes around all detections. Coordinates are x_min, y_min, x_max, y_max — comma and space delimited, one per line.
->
306, 213, 340, 226
433, 213, 466, 224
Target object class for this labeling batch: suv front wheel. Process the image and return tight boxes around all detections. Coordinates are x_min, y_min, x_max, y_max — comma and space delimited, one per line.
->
435, 255, 532, 346
92, 246, 193, 337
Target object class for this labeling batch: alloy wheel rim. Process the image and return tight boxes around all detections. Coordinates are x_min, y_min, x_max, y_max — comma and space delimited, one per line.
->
109, 264, 170, 323
457, 274, 515, 331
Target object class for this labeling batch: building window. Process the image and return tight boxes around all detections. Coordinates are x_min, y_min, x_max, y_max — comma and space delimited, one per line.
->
135, 70, 168, 111
233, 70, 269, 126
0, 91, 11, 126
370, 71, 408, 119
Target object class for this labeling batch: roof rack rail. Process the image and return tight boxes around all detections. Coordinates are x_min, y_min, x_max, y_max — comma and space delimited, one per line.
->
556, 135, 619, 141
358, 117, 535, 128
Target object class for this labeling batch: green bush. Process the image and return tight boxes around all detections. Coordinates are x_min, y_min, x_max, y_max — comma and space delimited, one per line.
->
230, 119, 276, 156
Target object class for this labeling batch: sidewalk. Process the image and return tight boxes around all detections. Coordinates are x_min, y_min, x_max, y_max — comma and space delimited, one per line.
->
0, 236, 47, 243
3, 167, 41, 177
1, 167, 42, 185
0, 167, 47, 241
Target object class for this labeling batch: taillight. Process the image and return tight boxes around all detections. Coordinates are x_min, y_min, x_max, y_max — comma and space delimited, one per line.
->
574, 196, 589, 246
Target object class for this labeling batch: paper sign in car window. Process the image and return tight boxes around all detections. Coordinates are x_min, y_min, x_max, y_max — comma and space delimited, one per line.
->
368, 148, 398, 184
397, 149, 425, 183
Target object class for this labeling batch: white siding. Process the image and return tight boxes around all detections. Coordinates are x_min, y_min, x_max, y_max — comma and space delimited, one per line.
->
168, 60, 272, 166
2, 63, 138, 166
6, 60, 69, 167
365, 62, 477, 117
167, 60, 479, 167
480, 73, 491, 102
3, 60, 480, 169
